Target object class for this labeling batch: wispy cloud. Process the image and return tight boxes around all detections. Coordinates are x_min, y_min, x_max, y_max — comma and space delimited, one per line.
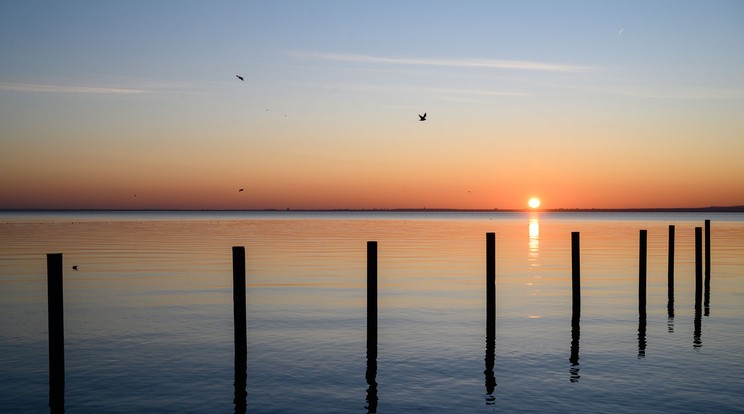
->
0, 82, 146, 94
306, 82, 529, 97
582, 85, 744, 100
287, 51, 595, 73
426, 87, 530, 97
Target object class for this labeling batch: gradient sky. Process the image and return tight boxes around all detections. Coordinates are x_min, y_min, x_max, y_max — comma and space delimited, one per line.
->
2, 1, 743, 210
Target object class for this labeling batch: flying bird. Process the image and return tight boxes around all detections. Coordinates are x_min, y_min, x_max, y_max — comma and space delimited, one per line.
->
236, 75, 244, 81
238, 188, 244, 192
419, 113, 427, 121
72, 265, 78, 270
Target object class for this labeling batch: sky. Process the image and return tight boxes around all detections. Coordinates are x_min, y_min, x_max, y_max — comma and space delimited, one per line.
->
1, 0, 743, 210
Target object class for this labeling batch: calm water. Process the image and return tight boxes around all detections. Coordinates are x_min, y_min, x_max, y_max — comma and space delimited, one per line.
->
1, 211, 743, 413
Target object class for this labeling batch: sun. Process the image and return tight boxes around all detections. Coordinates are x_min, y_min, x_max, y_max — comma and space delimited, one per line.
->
528, 197, 541, 209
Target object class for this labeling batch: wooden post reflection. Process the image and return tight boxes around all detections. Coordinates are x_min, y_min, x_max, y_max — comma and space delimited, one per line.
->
366, 241, 378, 413
484, 233, 496, 403
47, 253, 65, 413
232, 247, 247, 414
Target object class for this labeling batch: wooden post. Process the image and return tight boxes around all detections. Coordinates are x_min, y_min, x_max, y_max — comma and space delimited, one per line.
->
485, 233, 496, 400
667, 225, 675, 320
367, 242, 378, 348
232, 246, 247, 413
704, 220, 711, 277
365, 241, 379, 412
571, 232, 580, 314
486, 232, 495, 324
704, 220, 711, 316
694, 226, 703, 348
695, 227, 703, 308
639, 230, 647, 316
569, 232, 581, 382
47, 253, 65, 412
667, 225, 675, 297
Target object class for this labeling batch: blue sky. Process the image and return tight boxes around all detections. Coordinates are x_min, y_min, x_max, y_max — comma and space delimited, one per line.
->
2, 1, 743, 209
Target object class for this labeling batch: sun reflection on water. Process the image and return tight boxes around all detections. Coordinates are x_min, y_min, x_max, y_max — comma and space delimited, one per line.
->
528, 215, 539, 263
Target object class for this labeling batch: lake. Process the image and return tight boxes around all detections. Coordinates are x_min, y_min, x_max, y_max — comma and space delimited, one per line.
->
1, 211, 743, 413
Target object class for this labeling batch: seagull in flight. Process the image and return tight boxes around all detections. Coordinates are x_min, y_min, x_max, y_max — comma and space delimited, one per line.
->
236, 75, 244, 81
72, 265, 78, 270
419, 112, 427, 121
238, 188, 244, 192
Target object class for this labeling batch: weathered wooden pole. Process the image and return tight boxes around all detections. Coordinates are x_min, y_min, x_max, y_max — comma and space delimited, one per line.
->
569, 232, 581, 382
364, 241, 377, 413
571, 232, 580, 315
366, 241, 379, 412
639, 230, 647, 316
704, 220, 711, 277
695, 227, 703, 308
694, 226, 703, 348
486, 232, 496, 330
484, 233, 496, 400
667, 225, 675, 322
636, 230, 648, 358
232, 247, 247, 356
704, 220, 711, 316
232, 246, 247, 413
367, 241, 378, 348
47, 253, 65, 412
667, 225, 675, 297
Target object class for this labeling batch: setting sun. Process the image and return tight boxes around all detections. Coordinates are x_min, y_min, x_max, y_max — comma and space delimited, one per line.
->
528, 197, 541, 209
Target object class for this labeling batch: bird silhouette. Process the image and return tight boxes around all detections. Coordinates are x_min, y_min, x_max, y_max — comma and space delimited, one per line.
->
419, 113, 427, 121
238, 188, 244, 192
236, 75, 244, 81
72, 265, 78, 270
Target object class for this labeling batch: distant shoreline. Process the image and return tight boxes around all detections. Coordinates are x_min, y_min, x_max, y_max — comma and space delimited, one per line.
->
2, 206, 744, 213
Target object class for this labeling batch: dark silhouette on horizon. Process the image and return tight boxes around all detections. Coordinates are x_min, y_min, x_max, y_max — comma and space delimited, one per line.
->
236, 75, 244, 81
418, 113, 426, 121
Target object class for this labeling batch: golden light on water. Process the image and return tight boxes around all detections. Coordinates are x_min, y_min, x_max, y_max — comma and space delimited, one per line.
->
528, 197, 541, 209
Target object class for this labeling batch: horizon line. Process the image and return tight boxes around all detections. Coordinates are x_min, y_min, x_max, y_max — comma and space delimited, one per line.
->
2, 205, 744, 213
